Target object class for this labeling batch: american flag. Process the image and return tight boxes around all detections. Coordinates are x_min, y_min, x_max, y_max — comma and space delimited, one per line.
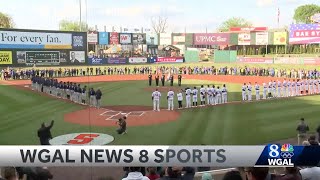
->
289, 24, 320, 44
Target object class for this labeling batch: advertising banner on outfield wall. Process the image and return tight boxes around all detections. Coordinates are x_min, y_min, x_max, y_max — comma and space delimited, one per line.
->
119, 33, 132, 44
88, 57, 107, 65
289, 24, 320, 44
256, 32, 269, 45
303, 58, 320, 65
0, 51, 13, 64
109, 32, 119, 44
128, 57, 147, 64
237, 57, 273, 64
132, 33, 146, 44
273, 32, 287, 45
107, 57, 127, 64
274, 57, 302, 64
155, 57, 184, 63
238, 33, 251, 45
87, 31, 98, 44
193, 33, 230, 45
172, 33, 186, 45
146, 33, 158, 45
159, 33, 172, 45
98, 32, 109, 45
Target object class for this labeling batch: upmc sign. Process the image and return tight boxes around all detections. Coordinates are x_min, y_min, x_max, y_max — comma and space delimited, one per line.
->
193, 33, 230, 45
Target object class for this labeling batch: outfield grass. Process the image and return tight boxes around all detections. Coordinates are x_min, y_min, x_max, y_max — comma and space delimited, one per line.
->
0, 80, 319, 145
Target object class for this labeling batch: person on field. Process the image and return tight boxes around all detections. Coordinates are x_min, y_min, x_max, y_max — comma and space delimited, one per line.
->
116, 117, 127, 135
296, 118, 309, 145
89, 88, 96, 107
167, 89, 174, 111
177, 89, 183, 109
38, 120, 54, 145
242, 83, 247, 101
317, 124, 320, 142
152, 89, 161, 111
95, 89, 102, 109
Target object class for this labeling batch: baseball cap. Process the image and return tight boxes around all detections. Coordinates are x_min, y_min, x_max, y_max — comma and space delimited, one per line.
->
202, 173, 213, 180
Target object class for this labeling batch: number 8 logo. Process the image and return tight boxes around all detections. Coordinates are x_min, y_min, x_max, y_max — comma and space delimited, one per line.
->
269, 144, 280, 158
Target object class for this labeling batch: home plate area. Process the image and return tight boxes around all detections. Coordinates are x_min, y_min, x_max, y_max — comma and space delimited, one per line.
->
100, 109, 145, 121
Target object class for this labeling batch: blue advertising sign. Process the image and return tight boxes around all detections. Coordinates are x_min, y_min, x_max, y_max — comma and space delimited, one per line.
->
88, 57, 107, 65
107, 57, 127, 64
99, 32, 109, 45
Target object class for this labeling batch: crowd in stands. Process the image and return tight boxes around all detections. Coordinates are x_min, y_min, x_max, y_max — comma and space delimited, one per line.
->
2, 66, 320, 80
2, 165, 320, 180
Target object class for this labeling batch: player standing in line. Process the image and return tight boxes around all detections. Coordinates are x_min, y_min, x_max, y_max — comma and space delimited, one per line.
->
81, 85, 87, 104
292, 79, 296, 96
199, 85, 206, 106
242, 83, 247, 101
89, 88, 96, 107
317, 78, 320, 94
314, 79, 318, 94
296, 79, 301, 96
216, 86, 222, 104
282, 79, 287, 97
167, 89, 174, 111
300, 79, 305, 95
262, 82, 267, 99
247, 82, 252, 101
177, 89, 183, 109
185, 87, 192, 108
255, 82, 260, 100
192, 87, 198, 107
152, 89, 161, 111
268, 81, 272, 99
272, 81, 277, 98
287, 79, 291, 97
206, 85, 211, 105
222, 84, 227, 104
211, 85, 216, 105
277, 80, 282, 98
309, 78, 313, 94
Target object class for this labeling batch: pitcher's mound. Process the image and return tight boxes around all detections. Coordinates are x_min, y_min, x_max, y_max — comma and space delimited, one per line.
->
64, 105, 180, 127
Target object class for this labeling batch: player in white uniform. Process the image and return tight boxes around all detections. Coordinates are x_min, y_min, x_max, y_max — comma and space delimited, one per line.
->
211, 85, 216, 105
192, 87, 198, 107
314, 79, 318, 94
247, 82, 252, 101
255, 82, 260, 100
199, 85, 206, 106
242, 83, 247, 101
291, 80, 296, 96
268, 81, 272, 99
309, 79, 313, 94
185, 87, 192, 108
177, 89, 183, 109
167, 89, 174, 110
272, 81, 277, 98
221, 84, 227, 104
152, 89, 161, 111
282, 79, 287, 97
262, 82, 267, 99
216, 86, 222, 104
277, 80, 282, 98
296, 79, 301, 96
287, 80, 292, 97
206, 85, 212, 105
318, 79, 320, 94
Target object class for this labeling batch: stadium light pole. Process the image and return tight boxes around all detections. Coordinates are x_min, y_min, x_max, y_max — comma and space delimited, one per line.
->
79, 0, 82, 31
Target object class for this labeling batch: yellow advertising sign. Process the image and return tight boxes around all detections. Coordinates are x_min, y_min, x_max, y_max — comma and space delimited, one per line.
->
273, 32, 287, 45
0, 51, 13, 64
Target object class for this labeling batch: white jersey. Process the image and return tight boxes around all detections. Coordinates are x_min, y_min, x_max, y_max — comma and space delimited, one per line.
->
211, 87, 216, 95
216, 88, 221, 96
292, 81, 296, 87
314, 79, 317, 85
283, 80, 287, 88
222, 87, 227, 94
288, 81, 291, 87
192, 89, 198, 96
186, 89, 192, 97
207, 88, 212, 95
272, 82, 276, 89
167, 91, 174, 100
152, 91, 161, 100
177, 92, 183, 101
200, 88, 206, 96
263, 83, 267, 90
247, 85, 252, 92
277, 81, 282, 88
268, 82, 272, 88
242, 85, 247, 92
255, 84, 260, 91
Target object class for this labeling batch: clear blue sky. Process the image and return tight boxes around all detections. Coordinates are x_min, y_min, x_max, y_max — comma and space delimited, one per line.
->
0, 0, 319, 32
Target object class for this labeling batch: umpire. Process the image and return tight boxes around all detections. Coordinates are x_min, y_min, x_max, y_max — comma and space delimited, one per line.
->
38, 120, 54, 145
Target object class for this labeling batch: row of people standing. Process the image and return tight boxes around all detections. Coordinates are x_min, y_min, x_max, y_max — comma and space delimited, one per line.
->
151, 85, 228, 111
30, 76, 102, 108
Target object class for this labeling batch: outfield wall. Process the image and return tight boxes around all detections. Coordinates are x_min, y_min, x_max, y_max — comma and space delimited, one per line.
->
234, 57, 320, 65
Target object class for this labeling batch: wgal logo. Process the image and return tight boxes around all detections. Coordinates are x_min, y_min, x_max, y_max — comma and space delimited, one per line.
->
267, 144, 294, 166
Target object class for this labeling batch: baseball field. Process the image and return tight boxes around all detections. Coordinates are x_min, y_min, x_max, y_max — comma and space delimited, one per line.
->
0, 63, 320, 146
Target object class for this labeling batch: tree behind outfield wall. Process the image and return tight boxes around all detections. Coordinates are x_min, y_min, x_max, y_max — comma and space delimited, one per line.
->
59, 20, 92, 31
218, 17, 253, 32
293, 4, 320, 23
0, 12, 14, 28
151, 16, 168, 33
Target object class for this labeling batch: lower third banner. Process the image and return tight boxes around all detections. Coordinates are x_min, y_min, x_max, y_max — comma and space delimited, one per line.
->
156, 57, 184, 63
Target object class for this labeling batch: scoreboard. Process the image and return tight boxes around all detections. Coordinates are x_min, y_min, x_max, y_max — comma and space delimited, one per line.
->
25, 51, 60, 66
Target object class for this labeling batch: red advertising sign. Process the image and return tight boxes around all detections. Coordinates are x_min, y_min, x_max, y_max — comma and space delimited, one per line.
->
109, 32, 119, 44
193, 33, 230, 45
156, 57, 184, 63
230, 27, 268, 32
304, 58, 320, 65
237, 57, 273, 64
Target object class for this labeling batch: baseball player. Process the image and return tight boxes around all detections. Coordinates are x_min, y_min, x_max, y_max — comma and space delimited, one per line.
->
211, 85, 216, 105
308, 78, 313, 94
81, 85, 87, 104
206, 85, 211, 105
317, 78, 320, 94
314, 79, 318, 94
296, 79, 301, 96
262, 82, 267, 99
185, 87, 192, 108
268, 81, 272, 99
242, 83, 247, 101
282, 79, 287, 97
292, 79, 296, 96
287, 80, 292, 97
216, 86, 222, 104
89, 88, 96, 107
167, 89, 174, 111
255, 82, 260, 100
247, 82, 252, 101
152, 89, 161, 111
277, 80, 282, 98
192, 87, 198, 107
199, 85, 206, 106
221, 84, 227, 104
272, 81, 277, 98
177, 89, 183, 109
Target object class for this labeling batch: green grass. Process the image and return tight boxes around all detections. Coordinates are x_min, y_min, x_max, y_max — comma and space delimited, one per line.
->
0, 80, 319, 145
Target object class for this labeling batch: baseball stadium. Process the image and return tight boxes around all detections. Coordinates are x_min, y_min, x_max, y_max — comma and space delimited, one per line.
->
1, 1, 320, 180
